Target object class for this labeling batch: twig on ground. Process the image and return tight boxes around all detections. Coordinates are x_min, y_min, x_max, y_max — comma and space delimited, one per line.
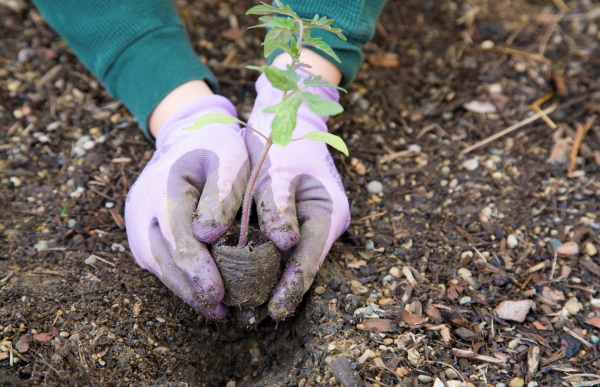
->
452, 349, 507, 365
567, 115, 597, 173
463, 104, 557, 153
493, 46, 551, 64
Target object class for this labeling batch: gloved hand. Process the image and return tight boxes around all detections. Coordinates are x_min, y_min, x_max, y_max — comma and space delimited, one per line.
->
246, 68, 351, 320
125, 95, 249, 319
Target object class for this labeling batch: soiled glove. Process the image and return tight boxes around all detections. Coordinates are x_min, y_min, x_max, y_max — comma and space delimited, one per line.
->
125, 95, 249, 319
246, 69, 351, 320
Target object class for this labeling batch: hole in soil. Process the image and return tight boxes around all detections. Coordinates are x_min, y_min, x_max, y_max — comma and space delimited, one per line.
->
184, 299, 317, 386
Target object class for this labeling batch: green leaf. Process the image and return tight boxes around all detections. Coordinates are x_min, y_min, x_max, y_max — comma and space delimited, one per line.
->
262, 41, 291, 57
250, 65, 300, 92
246, 3, 279, 15
290, 37, 300, 59
301, 16, 346, 40
304, 37, 340, 62
248, 16, 297, 32
299, 91, 344, 116
265, 27, 292, 44
263, 96, 302, 146
299, 131, 348, 156
303, 75, 347, 93
60, 203, 68, 217
183, 113, 245, 130
283, 64, 300, 83
302, 27, 311, 41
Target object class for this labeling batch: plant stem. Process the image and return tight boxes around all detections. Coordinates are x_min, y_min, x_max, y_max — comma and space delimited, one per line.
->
239, 135, 273, 247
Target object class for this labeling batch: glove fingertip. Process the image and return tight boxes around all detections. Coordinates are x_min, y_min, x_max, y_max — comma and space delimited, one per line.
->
192, 218, 228, 244
262, 221, 300, 251
200, 303, 229, 320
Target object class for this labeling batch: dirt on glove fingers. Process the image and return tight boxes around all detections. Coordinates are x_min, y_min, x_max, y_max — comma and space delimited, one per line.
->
212, 225, 281, 309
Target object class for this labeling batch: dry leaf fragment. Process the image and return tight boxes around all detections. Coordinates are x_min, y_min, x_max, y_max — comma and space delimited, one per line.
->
451, 348, 507, 365
542, 286, 565, 302
495, 300, 533, 322
584, 316, 600, 329
358, 319, 399, 333
368, 52, 399, 67
400, 310, 425, 328
15, 335, 32, 353
33, 327, 59, 342
347, 260, 367, 269
532, 321, 551, 330
221, 27, 245, 40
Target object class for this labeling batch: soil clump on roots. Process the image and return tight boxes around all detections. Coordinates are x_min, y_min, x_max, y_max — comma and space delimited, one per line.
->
212, 225, 280, 309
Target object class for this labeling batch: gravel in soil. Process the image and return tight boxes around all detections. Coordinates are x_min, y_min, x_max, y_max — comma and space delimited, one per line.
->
2, 0, 600, 386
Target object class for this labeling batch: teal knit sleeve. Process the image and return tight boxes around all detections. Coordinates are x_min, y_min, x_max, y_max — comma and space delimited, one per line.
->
32, 0, 218, 139
267, 0, 388, 88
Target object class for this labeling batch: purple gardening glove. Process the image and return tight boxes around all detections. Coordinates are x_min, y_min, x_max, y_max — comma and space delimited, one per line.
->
246, 68, 351, 320
125, 95, 250, 319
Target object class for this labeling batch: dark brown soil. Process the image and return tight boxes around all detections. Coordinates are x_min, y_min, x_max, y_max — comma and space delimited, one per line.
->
2, 0, 600, 386
212, 225, 280, 309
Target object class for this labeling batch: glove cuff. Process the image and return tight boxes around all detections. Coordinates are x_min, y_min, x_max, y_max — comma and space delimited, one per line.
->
156, 95, 240, 148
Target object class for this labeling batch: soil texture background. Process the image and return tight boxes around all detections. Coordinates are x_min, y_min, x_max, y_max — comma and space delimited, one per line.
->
1, 0, 600, 386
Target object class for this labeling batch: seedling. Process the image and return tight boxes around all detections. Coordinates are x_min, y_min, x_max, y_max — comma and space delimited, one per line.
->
186, 1, 348, 247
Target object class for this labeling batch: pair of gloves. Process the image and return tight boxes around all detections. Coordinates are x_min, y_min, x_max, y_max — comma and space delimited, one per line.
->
124, 69, 351, 321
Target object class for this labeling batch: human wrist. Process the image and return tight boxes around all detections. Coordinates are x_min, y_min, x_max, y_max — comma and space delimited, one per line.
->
149, 79, 214, 138
272, 49, 342, 86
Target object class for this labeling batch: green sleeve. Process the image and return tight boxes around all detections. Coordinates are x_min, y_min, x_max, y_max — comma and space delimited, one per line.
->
31, 0, 218, 140
267, 0, 388, 88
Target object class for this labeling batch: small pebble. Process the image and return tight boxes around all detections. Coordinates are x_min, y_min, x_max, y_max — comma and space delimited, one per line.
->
314, 286, 326, 295
324, 356, 333, 364
154, 346, 170, 354
497, 384, 506, 387
327, 343, 336, 351
98, 359, 105, 366
507, 234, 518, 249
462, 158, 479, 171
105, 202, 115, 209
67, 219, 77, 229
460, 251, 473, 260
59, 331, 69, 338
418, 375, 433, 383
434, 380, 461, 387
365, 240, 375, 251
585, 243, 597, 256
590, 335, 599, 344
459, 296, 472, 305
509, 377, 524, 387
528, 382, 538, 387
10, 177, 22, 187
556, 241, 579, 255
34, 241, 48, 252
489, 84, 502, 93
357, 349, 374, 364
367, 180, 383, 194
389, 266, 401, 278
382, 275, 393, 282
481, 40, 495, 49
445, 369, 459, 380
156, 317, 165, 323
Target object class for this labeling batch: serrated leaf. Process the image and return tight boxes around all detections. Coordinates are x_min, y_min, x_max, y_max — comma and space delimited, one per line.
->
290, 37, 300, 59
304, 37, 340, 62
283, 64, 300, 83
299, 131, 348, 156
265, 27, 292, 44
262, 41, 291, 57
248, 65, 299, 92
183, 113, 244, 130
300, 91, 343, 116
263, 96, 302, 146
303, 75, 347, 93
246, 3, 279, 15
301, 17, 346, 40
302, 27, 311, 41
249, 16, 297, 32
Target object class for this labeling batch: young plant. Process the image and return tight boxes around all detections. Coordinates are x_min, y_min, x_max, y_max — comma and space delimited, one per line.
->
185, 0, 348, 247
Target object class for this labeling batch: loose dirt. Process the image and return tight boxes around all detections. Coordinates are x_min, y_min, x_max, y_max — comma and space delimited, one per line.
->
1, 0, 600, 386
